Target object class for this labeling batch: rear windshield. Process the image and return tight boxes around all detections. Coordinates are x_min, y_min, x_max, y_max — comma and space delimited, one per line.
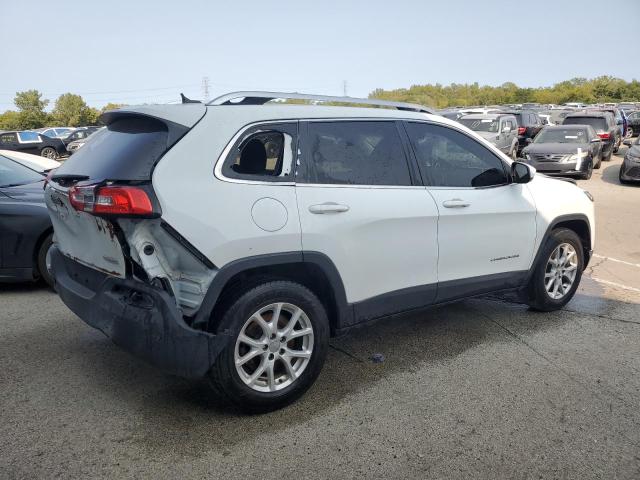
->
53, 117, 169, 182
563, 117, 607, 131
458, 118, 499, 132
0, 154, 43, 187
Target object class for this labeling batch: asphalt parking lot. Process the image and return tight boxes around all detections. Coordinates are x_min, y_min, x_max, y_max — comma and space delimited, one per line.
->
1, 149, 639, 479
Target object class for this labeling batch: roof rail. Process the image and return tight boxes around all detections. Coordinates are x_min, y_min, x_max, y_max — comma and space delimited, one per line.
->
207, 91, 433, 114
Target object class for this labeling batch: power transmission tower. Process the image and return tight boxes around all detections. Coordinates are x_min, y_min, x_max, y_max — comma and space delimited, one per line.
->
202, 76, 210, 102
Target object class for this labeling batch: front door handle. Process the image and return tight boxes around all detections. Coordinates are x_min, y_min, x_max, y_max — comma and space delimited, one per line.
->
442, 199, 470, 208
308, 202, 350, 214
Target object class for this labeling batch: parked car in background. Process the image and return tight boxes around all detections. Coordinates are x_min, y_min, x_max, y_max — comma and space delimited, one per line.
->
562, 112, 617, 162
0, 150, 60, 173
620, 136, 640, 184
44, 92, 595, 412
625, 110, 640, 137
37, 127, 75, 139
458, 113, 519, 159
60, 126, 100, 146
589, 107, 627, 150
521, 125, 602, 179
0, 153, 53, 286
0, 131, 67, 159
65, 127, 104, 154
500, 110, 544, 154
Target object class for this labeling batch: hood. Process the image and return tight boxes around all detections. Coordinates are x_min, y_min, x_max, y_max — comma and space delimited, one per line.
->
628, 145, 640, 158
524, 142, 590, 155
0, 180, 46, 202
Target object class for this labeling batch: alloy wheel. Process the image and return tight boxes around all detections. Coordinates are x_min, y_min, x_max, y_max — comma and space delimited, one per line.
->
544, 243, 578, 300
234, 302, 314, 393
41, 147, 58, 159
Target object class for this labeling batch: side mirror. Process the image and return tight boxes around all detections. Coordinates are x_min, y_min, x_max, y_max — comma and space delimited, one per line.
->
511, 161, 534, 184
502, 126, 511, 134
623, 138, 632, 146
525, 138, 533, 145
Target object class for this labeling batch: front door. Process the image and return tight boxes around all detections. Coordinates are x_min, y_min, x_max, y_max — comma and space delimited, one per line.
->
295, 120, 439, 323
403, 121, 537, 302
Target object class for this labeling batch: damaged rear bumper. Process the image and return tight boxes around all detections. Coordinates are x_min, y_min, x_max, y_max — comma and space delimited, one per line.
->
50, 246, 229, 378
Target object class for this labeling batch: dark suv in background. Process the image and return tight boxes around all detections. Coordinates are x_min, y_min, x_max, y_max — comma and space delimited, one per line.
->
563, 112, 617, 162
500, 110, 544, 154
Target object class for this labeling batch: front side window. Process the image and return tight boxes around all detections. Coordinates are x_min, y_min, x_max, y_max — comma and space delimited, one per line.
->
405, 122, 509, 188
300, 121, 411, 186
17, 131, 42, 143
221, 123, 296, 181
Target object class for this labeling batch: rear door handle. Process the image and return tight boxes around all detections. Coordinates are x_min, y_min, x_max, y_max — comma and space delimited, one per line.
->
442, 199, 470, 208
308, 202, 350, 214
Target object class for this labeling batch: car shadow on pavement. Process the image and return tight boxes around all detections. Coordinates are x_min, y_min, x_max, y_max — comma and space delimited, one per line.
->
69, 296, 580, 457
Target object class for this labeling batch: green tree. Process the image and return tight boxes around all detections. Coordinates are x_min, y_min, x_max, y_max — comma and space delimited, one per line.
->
100, 102, 126, 112
52, 93, 97, 126
0, 110, 20, 130
13, 89, 49, 129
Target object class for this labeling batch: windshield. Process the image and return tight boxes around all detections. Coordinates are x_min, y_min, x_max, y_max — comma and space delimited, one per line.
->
458, 118, 499, 133
535, 128, 589, 144
564, 117, 607, 131
0, 154, 43, 187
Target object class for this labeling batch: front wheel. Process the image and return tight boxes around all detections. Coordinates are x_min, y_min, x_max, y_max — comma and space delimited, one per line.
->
580, 158, 593, 180
40, 147, 58, 159
207, 280, 329, 413
527, 228, 584, 312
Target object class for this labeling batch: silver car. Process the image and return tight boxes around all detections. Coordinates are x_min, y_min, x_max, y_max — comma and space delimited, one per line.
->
458, 114, 519, 159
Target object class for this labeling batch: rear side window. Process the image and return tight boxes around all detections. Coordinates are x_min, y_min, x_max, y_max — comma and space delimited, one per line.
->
17, 131, 42, 143
221, 122, 296, 182
54, 117, 169, 182
563, 117, 607, 131
300, 121, 411, 186
405, 122, 508, 188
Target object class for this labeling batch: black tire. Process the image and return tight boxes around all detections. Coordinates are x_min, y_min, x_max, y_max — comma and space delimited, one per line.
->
36, 234, 54, 288
594, 154, 602, 169
579, 158, 593, 180
207, 280, 329, 413
527, 228, 584, 312
40, 147, 58, 159
619, 169, 629, 185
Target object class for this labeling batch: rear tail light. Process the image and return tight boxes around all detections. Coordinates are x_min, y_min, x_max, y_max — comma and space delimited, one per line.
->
517, 127, 526, 135
69, 185, 155, 216
598, 132, 610, 140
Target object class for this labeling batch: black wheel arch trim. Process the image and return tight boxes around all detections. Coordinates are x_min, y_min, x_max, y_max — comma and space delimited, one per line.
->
525, 213, 592, 285
192, 251, 352, 331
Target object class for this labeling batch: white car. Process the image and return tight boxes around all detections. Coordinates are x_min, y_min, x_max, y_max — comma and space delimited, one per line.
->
44, 92, 595, 412
0, 149, 60, 173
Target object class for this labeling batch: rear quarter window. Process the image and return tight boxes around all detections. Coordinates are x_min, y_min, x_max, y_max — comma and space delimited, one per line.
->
54, 117, 169, 182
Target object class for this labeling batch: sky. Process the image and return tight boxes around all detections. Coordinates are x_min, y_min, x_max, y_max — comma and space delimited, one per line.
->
1, 0, 638, 111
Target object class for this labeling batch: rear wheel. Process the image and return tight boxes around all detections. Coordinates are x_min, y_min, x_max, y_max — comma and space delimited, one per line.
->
527, 228, 583, 312
40, 147, 58, 159
207, 280, 329, 413
36, 234, 54, 288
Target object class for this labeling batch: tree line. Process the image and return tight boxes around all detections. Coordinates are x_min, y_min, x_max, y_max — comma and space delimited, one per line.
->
0, 90, 125, 130
369, 76, 640, 109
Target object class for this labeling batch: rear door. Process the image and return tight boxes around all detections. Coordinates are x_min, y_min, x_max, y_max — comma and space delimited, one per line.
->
404, 121, 537, 302
295, 120, 439, 320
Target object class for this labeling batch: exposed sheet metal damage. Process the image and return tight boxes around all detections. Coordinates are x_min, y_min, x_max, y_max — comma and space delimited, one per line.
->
118, 219, 217, 316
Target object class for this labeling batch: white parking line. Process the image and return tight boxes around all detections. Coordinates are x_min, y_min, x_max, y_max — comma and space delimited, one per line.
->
588, 277, 640, 293
593, 253, 640, 269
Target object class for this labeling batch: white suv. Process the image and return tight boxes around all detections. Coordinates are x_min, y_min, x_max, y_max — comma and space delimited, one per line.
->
45, 92, 595, 412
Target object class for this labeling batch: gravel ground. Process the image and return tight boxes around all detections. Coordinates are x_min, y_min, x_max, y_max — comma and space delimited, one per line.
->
1, 150, 639, 480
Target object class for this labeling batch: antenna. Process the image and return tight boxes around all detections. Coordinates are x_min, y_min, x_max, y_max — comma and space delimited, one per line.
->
202, 76, 210, 103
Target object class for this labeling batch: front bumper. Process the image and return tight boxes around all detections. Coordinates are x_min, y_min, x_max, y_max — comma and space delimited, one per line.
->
523, 158, 588, 176
50, 246, 230, 378
620, 158, 640, 181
